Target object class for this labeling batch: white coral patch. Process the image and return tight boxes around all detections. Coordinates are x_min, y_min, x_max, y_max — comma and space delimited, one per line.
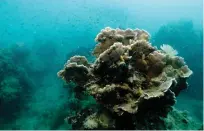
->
83, 117, 98, 129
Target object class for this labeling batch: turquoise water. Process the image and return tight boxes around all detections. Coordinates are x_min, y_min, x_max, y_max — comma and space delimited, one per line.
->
0, 0, 203, 130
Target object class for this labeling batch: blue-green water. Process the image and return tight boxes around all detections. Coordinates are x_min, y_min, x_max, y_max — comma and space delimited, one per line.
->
0, 0, 203, 130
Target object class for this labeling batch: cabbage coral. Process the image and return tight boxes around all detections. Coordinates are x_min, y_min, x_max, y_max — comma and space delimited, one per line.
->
58, 27, 193, 129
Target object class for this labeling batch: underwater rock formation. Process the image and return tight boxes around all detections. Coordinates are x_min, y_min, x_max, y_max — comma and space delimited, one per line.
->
0, 45, 34, 124
58, 27, 194, 129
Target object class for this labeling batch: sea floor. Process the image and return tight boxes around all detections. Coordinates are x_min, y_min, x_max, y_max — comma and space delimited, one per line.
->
175, 92, 203, 124
1, 83, 203, 130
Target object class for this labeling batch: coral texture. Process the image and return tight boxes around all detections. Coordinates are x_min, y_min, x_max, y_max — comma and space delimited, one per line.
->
58, 27, 193, 129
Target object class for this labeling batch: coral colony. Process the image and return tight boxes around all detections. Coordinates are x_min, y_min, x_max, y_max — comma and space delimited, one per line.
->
58, 27, 193, 129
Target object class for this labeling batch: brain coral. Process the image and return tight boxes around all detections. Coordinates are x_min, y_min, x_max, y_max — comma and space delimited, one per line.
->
58, 27, 193, 129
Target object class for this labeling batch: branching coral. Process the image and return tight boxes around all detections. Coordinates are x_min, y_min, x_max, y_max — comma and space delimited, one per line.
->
58, 27, 193, 129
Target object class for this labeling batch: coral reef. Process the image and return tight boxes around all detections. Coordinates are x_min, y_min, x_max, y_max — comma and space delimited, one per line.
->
0, 41, 93, 130
58, 27, 194, 129
163, 108, 202, 130
0, 45, 34, 124
0, 76, 22, 103
153, 20, 203, 100
66, 46, 94, 62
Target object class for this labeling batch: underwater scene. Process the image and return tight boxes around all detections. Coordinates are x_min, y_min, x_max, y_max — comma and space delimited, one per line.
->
0, 0, 203, 130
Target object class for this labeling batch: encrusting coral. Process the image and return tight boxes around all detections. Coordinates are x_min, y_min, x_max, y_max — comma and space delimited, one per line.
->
58, 27, 193, 129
